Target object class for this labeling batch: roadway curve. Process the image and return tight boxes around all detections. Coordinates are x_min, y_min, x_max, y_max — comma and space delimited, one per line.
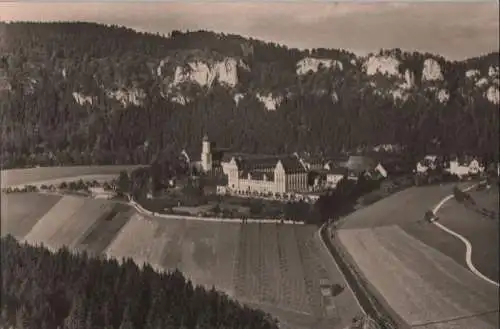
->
431, 184, 500, 287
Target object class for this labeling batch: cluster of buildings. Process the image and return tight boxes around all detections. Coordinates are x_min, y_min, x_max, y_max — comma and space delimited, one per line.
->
415, 154, 499, 178
176, 136, 499, 203
179, 135, 416, 202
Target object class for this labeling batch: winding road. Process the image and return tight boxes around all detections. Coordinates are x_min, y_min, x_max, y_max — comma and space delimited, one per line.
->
431, 184, 500, 287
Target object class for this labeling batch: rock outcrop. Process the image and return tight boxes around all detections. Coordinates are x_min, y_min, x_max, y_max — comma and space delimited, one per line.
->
296, 57, 343, 75
422, 58, 444, 82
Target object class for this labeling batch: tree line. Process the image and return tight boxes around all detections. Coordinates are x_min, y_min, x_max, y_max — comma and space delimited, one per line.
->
0, 236, 279, 329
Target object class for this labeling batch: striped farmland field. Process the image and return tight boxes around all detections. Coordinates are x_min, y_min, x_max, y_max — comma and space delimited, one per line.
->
1, 188, 360, 329
338, 225, 499, 328
178, 220, 220, 287
76, 204, 133, 256
104, 214, 168, 270
1, 192, 62, 238
45, 199, 115, 250
211, 221, 240, 298
23, 196, 86, 250
278, 225, 309, 313
1, 165, 144, 188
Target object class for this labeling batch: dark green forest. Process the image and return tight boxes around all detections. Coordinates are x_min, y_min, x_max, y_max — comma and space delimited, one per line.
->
0, 22, 498, 169
0, 235, 278, 329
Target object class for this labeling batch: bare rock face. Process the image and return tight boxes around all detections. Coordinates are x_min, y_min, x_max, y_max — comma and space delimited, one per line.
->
488, 66, 499, 78
72, 92, 95, 106
486, 86, 499, 104
172, 58, 240, 88
475, 77, 489, 87
106, 88, 146, 107
422, 58, 444, 82
256, 93, 283, 111
296, 57, 343, 75
233, 93, 245, 105
465, 69, 480, 79
403, 69, 415, 89
437, 89, 450, 103
363, 55, 400, 77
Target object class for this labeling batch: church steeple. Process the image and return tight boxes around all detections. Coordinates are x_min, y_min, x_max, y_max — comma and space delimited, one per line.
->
201, 134, 212, 172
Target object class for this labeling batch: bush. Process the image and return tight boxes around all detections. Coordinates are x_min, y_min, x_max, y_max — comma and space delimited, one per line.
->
359, 192, 383, 206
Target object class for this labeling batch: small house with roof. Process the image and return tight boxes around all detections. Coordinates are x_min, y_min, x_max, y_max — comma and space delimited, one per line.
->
325, 167, 348, 188
415, 155, 440, 174
448, 155, 484, 178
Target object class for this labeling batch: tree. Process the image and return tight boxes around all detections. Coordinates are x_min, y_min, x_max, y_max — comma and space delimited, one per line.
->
64, 295, 86, 329
117, 171, 131, 195
212, 203, 222, 215
119, 305, 135, 329
15, 305, 30, 329
249, 200, 264, 216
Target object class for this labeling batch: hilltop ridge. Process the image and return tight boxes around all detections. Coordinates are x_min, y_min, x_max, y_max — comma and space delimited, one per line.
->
1, 22, 498, 168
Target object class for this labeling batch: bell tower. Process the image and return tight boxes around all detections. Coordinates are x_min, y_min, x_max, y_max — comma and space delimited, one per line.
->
201, 134, 212, 172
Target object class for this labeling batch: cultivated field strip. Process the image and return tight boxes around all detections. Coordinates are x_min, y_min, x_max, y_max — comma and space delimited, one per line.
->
339, 228, 440, 325
275, 225, 293, 309
278, 225, 309, 313
23, 196, 86, 249
76, 206, 134, 256
246, 224, 262, 303
46, 199, 112, 250
212, 221, 240, 297
339, 226, 499, 328
1, 165, 143, 187
1, 193, 62, 238
179, 220, 219, 288
105, 214, 167, 270
374, 226, 498, 321
294, 226, 325, 318
158, 219, 186, 272
418, 311, 499, 329
234, 222, 249, 300
315, 228, 363, 329
259, 224, 281, 305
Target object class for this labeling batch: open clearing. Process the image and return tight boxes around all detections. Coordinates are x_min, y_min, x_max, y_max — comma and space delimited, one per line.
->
22, 195, 86, 249
1, 165, 144, 188
1, 192, 62, 238
335, 183, 499, 329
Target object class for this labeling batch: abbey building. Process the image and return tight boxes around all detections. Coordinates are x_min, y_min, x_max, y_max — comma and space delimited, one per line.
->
182, 135, 309, 195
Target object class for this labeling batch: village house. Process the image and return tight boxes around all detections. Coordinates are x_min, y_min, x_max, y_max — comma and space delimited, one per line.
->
447, 155, 484, 178
325, 167, 348, 188
415, 155, 441, 174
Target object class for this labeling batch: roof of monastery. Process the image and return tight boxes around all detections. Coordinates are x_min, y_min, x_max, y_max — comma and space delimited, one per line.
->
239, 170, 275, 181
233, 155, 307, 174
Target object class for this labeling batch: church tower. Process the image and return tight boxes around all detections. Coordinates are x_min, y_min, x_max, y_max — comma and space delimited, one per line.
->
201, 134, 213, 172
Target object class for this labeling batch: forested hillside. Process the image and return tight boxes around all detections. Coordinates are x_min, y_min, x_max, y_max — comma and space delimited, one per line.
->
1, 22, 498, 168
0, 235, 278, 329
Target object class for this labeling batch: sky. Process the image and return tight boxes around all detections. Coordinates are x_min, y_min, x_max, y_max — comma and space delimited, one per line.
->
1, 1, 499, 60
